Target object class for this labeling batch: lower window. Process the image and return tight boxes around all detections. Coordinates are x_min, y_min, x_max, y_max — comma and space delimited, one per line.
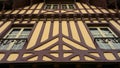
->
0, 27, 32, 50
89, 26, 120, 49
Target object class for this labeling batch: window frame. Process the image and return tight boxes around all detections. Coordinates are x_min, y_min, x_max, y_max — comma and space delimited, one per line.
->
89, 26, 118, 38
44, 4, 76, 10
61, 4, 76, 10
88, 25, 120, 50
0, 26, 33, 51
44, 4, 59, 10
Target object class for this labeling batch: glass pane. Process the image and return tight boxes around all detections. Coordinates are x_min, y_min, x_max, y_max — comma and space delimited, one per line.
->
20, 29, 31, 38
96, 39, 111, 49
5, 29, 20, 38
111, 39, 120, 49
19, 35, 28, 38
101, 28, 115, 37
11, 40, 25, 50
0, 40, 12, 50
21, 29, 31, 34
46, 5, 51, 9
53, 4, 58, 9
69, 4, 75, 9
113, 43, 120, 49
89, 28, 102, 37
0, 44, 9, 50
7, 35, 17, 38
9, 29, 20, 34
62, 5, 67, 9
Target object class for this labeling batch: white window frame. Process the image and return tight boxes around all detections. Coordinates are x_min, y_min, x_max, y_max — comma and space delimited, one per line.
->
44, 4, 59, 9
61, 4, 76, 9
0, 27, 32, 50
89, 27, 117, 37
44, 4, 76, 10
89, 26, 120, 49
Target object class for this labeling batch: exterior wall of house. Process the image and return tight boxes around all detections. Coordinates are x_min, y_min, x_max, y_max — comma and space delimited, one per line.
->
0, 2, 120, 64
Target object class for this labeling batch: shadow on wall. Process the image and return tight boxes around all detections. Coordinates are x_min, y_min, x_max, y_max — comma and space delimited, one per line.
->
77, 0, 120, 9
106, 0, 120, 9
0, 0, 44, 10
78, 0, 107, 8
117, 0, 120, 9
13, 0, 30, 9
0, 2, 3, 10
0, 0, 120, 10
107, 0, 116, 9
4, 0, 13, 10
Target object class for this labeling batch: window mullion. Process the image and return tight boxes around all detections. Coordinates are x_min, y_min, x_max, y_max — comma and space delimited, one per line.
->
107, 27, 118, 37
6, 28, 19, 50
67, 4, 69, 9
7, 28, 23, 50
96, 27, 108, 49
4, 28, 14, 38
51, 4, 53, 9
106, 27, 117, 49
98, 27, 105, 37
100, 27, 116, 49
57, 4, 59, 9
16, 28, 24, 38
73, 5, 75, 9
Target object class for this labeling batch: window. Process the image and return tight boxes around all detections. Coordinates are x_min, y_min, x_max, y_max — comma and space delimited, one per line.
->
0, 27, 32, 50
44, 4, 59, 10
61, 4, 75, 9
44, 4, 75, 10
89, 26, 120, 49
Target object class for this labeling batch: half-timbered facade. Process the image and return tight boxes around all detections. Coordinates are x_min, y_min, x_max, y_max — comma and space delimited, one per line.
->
0, 0, 120, 68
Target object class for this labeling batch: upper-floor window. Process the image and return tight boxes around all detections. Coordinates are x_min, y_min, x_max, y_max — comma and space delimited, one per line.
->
0, 27, 32, 50
89, 26, 120, 49
61, 4, 75, 9
44, 4, 75, 10
44, 4, 59, 9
